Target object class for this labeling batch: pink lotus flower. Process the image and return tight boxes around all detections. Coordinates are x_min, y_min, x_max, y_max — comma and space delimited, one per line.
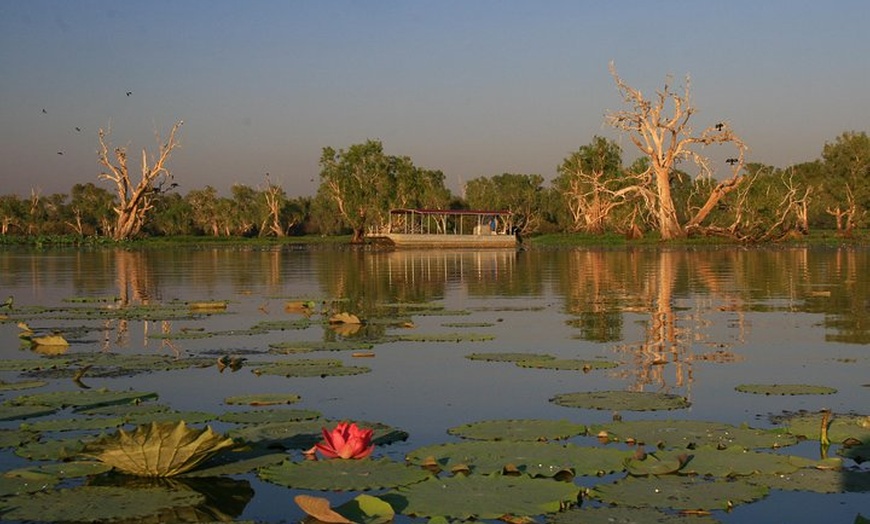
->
314, 422, 374, 459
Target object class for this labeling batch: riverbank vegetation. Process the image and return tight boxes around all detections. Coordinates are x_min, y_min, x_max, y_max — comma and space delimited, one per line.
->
1, 69, 867, 244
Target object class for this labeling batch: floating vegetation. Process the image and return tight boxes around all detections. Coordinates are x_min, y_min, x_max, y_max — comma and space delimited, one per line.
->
388, 333, 495, 343
250, 358, 371, 378
250, 319, 313, 331
82, 421, 236, 477
590, 475, 769, 510
187, 300, 228, 311
550, 506, 721, 524
218, 408, 320, 424
294, 494, 394, 524
683, 446, 815, 477
269, 340, 375, 354
447, 419, 587, 441
62, 295, 119, 303
381, 474, 580, 519
516, 358, 618, 371
329, 312, 362, 325
0, 485, 206, 522
735, 383, 838, 395
3, 460, 112, 481
466, 352, 555, 363
406, 440, 628, 477
748, 467, 870, 494
224, 393, 302, 406
6, 388, 159, 411
441, 321, 496, 328
0, 357, 69, 372
229, 419, 407, 452
551, 391, 691, 412
0, 404, 57, 421
773, 411, 870, 443
593, 419, 797, 450
21, 353, 215, 380
0, 379, 46, 392
259, 457, 431, 491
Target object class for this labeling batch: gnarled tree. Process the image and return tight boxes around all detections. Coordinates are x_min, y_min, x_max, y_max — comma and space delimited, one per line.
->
98, 121, 182, 240
606, 63, 747, 239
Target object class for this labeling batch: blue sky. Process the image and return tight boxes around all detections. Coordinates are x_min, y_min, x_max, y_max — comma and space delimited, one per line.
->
1, 1, 868, 198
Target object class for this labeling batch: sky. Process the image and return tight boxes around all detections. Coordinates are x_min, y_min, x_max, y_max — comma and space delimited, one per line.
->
1, 1, 868, 199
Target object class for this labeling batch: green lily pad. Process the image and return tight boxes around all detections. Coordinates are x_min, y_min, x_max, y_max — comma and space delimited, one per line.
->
735, 384, 838, 395
390, 333, 495, 343
381, 474, 580, 519
259, 457, 431, 491
590, 475, 769, 510
77, 402, 172, 417
0, 379, 47, 391
406, 440, 629, 477
218, 408, 320, 424
0, 428, 39, 449
748, 468, 870, 493
15, 435, 91, 461
269, 340, 374, 354
466, 352, 555, 362
0, 404, 57, 421
624, 450, 691, 476
0, 485, 206, 522
550, 505, 721, 524
775, 412, 870, 442
6, 388, 159, 411
516, 358, 618, 371
251, 358, 370, 378
683, 446, 812, 477
0, 358, 70, 371
0, 475, 59, 497
441, 322, 495, 328
22, 415, 127, 432
224, 393, 302, 405
551, 391, 690, 411
126, 410, 217, 426
594, 419, 797, 450
181, 451, 288, 478
447, 419, 587, 441
3, 460, 112, 480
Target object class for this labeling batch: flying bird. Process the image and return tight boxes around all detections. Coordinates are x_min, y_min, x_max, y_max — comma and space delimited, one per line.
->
57, 151, 64, 155
126, 91, 132, 96
726, 158, 739, 165
715, 123, 724, 131
42, 108, 47, 114
75, 127, 82, 132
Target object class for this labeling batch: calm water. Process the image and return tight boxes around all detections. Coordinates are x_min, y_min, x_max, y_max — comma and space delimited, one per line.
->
0, 245, 868, 522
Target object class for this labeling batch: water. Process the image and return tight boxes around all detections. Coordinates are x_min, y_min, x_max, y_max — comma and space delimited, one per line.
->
0, 245, 867, 522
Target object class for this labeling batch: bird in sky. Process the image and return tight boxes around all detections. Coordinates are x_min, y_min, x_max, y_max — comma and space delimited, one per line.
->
126, 91, 132, 96
41, 108, 47, 114
75, 127, 82, 132
715, 123, 724, 131
726, 158, 739, 165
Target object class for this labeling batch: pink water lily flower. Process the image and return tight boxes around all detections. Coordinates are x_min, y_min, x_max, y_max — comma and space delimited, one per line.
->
314, 421, 374, 459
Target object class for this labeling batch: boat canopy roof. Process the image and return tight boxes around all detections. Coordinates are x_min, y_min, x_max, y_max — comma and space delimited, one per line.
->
389, 208, 512, 216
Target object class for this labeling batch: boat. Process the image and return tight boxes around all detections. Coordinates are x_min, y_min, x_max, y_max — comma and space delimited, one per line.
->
366, 208, 518, 249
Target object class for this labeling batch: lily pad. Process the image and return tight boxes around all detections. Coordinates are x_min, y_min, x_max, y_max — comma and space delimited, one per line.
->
218, 408, 321, 424
381, 474, 580, 519
6, 388, 159, 411
81, 421, 236, 477
0, 485, 206, 522
15, 435, 91, 460
259, 457, 431, 491
516, 358, 618, 371
748, 468, 870, 493
269, 340, 374, 354
406, 440, 628, 477
735, 384, 838, 395
590, 475, 769, 510
447, 419, 587, 441
466, 352, 555, 363
0, 379, 47, 392
181, 451, 288, 478
775, 412, 870, 442
594, 419, 797, 450
22, 415, 127, 432
0, 475, 59, 497
0, 404, 57, 421
0, 358, 69, 371
551, 391, 690, 411
550, 505, 721, 524
296, 494, 395, 524
251, 359, 371, 378
683, 446, 812, 477
3, 460, 113, 480
390, 333, 495, 343
224, 393, 302, 406
230, 419, 407, 451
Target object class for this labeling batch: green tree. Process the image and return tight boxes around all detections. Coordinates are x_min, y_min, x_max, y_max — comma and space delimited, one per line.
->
820, 131, 870, 234
318, 140, 451, 243
68, 183, 115, 236
464, 173, 545, 235
553, 136, 632, 233
0, 194, 26, 235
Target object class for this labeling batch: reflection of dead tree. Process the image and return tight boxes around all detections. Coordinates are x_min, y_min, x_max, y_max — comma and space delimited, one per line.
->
108, 250, 158, 350
98, 121, 182, 240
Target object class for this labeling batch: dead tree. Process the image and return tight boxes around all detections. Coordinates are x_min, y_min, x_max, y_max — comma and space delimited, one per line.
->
606, 63, 747, 239
98, 121, 182, 240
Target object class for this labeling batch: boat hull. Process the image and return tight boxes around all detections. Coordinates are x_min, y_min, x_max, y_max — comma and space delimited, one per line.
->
367, 233, 517, 249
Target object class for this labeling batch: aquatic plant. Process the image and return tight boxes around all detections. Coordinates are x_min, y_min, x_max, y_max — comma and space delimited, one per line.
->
314, 421, 374, 459
81, 421, 235, 477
